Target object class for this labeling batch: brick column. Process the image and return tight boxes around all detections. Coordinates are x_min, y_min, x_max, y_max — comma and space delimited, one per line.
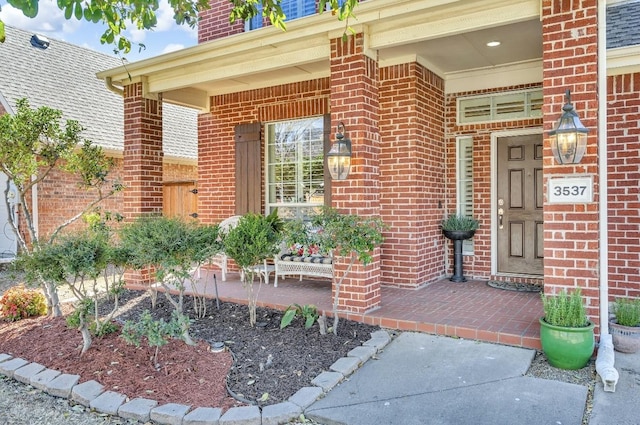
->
379, 63, 445, 288
542, 0, 600, 329
123, 82, 164, 287
329, 32, 381, 313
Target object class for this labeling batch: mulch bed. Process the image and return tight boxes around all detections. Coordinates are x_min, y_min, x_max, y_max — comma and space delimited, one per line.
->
0, 289, 380, 410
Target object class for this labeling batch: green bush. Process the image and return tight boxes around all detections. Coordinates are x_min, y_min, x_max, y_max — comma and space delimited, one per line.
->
614, 298, 640, 327
441, 214, 480, 232
541, 288, 589, 328
0, 286, 47, 321
120, 309, 191, 366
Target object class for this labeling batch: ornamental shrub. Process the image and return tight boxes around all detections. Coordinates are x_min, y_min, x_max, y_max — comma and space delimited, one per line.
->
0, 285, 47, 321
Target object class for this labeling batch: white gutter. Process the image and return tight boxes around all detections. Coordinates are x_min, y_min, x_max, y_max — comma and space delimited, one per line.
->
595, 0, 618, 393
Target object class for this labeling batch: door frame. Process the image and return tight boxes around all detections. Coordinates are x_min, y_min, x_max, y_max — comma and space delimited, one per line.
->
490, 127, 543, 277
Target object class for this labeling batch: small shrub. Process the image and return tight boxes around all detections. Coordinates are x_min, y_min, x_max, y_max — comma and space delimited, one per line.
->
0, 286, 47, 321
441, 214, 480, 231
541, 288, 589, 328
66, 307, 119, 337
280, 304, 319, 329
121, 309, 191, 367
614, 298, 640, 327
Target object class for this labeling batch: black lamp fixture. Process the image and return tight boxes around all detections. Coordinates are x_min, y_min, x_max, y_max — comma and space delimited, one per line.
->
326, 122, 352, 180
548, 89, 589, 164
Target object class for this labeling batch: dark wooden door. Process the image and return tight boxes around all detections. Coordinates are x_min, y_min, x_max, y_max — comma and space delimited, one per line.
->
496, 134, 544, 275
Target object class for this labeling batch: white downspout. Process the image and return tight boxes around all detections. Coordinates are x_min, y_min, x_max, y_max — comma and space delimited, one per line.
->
595, 0, 618, 393
31, 176, 38, 243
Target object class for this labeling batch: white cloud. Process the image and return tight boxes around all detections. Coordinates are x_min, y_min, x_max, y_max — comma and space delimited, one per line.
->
0, 0, 81, 38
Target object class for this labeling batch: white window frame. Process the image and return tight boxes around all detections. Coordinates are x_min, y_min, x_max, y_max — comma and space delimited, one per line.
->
456, 136, 474, 254
264, 116, 325, 219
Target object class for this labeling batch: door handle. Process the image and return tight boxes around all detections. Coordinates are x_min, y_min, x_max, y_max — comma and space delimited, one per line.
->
498, 208, 504, 229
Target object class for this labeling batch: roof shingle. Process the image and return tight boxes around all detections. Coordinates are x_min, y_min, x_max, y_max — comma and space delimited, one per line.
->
0, 26, 196, 160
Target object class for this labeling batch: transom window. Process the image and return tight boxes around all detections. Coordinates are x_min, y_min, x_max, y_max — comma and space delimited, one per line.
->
457, 88, 542, 125
266, 117, 325, 219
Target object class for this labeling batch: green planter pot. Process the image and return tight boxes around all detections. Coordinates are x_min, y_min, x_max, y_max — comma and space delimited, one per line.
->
539, 317, 595, 370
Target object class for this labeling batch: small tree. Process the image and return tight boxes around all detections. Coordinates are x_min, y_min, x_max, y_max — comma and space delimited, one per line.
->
223, 211, 282, 326
18, 222, 131, 355
309, 208, 385, 335
119, 216, 222, 344
0, 99, 122, 317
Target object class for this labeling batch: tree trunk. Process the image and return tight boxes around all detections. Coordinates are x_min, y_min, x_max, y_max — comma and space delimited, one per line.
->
44, 280, 62, 317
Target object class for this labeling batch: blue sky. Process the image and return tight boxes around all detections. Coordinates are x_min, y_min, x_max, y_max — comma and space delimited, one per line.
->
0, 0, 198, 62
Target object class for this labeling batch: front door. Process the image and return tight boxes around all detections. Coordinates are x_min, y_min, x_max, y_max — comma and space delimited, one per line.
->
496, 134, 543, 275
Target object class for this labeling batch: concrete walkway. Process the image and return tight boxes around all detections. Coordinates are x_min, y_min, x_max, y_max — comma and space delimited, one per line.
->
306, 332, 588, 425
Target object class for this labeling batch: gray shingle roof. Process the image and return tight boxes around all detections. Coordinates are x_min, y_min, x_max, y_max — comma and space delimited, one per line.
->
0, 26, 196, 160
608, 0, 640, 49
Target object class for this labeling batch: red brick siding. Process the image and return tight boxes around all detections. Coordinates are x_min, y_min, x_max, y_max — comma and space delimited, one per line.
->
329, 33, 381, 312
198, 0, 245, 43
36, 158, 196, 242
36, 159, 123, 241
607, 72, 640, 300
445, 84, 544, 282
198, 79, 331, 225
542, 0, 600, 326
198, 0, 334, 43
379, 62, 446, 288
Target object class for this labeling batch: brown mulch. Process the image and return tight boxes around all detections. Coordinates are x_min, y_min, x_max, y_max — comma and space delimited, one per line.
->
0, 289, 380, 411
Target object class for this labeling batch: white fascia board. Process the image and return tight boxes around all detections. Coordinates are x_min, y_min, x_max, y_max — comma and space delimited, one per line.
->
607, 45, 640, 76
149, 43, 331, 94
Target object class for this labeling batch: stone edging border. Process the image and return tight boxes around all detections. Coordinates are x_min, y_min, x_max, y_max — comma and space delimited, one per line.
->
0, 330, 391, 425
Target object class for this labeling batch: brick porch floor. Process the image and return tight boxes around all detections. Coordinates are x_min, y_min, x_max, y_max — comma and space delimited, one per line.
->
187, 269, 543, 350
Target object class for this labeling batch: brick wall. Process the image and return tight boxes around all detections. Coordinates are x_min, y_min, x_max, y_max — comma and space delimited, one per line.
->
445, 83, 544, 282
379, 62, 446, 287
198, 0, 245, 43
541, 0, 600, 326
36, 157, 197, 241
607, 72, 640, 300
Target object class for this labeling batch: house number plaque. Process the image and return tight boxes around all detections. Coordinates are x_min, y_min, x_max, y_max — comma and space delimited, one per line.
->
548, 176, 593, 204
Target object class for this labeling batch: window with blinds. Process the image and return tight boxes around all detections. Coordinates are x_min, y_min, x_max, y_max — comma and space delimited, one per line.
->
246, 0, 317, 30
457, 136, 474, 254
458, 88, 542, 125
266, 117, 325, 220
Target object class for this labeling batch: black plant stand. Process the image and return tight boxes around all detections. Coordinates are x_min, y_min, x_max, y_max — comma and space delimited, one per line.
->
443, 230, 476, 282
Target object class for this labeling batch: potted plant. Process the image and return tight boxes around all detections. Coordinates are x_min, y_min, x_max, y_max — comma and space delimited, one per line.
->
539, 288, 595, 370
609, 297, 640, 353
441, 214, 479, 282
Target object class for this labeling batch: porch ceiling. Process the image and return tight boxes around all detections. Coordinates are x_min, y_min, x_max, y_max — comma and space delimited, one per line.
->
98, 0, 543, 110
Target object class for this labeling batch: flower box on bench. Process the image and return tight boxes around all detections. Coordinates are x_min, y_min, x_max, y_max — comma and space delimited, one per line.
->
274, 253, 333, 287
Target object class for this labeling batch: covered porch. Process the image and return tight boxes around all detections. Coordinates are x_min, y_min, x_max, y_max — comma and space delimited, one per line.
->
188, 271, 543, 350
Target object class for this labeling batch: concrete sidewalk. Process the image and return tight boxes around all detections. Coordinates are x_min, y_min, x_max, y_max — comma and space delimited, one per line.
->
306, 332, 589, 425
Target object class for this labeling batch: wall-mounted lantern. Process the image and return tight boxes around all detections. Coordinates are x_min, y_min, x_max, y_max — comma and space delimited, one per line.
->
326, 122, 352, 180
548, 89, 589, 164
